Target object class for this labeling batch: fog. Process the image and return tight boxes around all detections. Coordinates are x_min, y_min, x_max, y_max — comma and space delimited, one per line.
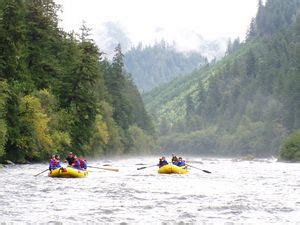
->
55, 0, 258, 55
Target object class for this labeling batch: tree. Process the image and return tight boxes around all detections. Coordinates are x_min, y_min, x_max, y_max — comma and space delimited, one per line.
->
24, 0, 61, 89
0, 81, 8, 158
245, 50, 256, 78
185, 94, 194, 118
0, 0, 155, 161
279, 131, 300, 161
195, 80, 206, 115
65, 26, 101, 153
108, 44, 133, 130
247, 18, 257, 39
0, 0, 27, 82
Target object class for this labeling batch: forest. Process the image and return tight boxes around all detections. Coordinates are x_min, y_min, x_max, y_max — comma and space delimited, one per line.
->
145, 0, 300, 159
1, 0, 299, 163
124, 41, 207, 92
0, 0, 155, 163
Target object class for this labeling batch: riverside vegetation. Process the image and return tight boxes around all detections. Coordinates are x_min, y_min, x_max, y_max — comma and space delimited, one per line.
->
144, 0, 300, 160
0, 0, 155, 163
1, 0, 299, 163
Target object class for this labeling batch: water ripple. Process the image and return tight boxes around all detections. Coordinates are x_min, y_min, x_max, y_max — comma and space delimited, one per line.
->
0, 157, 300, 224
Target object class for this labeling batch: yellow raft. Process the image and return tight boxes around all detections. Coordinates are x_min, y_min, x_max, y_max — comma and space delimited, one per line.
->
48, 167, 88, 178
158, 164, 188, 174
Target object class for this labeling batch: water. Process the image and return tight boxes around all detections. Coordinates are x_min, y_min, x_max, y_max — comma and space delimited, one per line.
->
0, 157, 300, 224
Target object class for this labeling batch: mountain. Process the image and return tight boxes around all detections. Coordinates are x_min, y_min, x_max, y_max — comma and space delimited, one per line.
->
124, 41, 208, 92
0, 0, 154, 163
145, 0, 300, 158
150, 27, 228, 60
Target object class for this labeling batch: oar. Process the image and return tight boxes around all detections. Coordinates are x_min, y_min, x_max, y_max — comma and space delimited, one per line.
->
88, 166, 119, 172
187, 164, 211, 174
34, 169, 48, 177
137, 165, 157, 170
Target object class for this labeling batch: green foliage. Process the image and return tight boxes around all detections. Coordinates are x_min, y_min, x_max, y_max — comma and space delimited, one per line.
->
128, 125, 156, 154
0, 81, 8, 157
279, 131, 300, 161
104, 45, 154, 134
145, 0, 300, 157
66, 37, 100, 153
0, 0, 26, 82
124, 41, 208, 92
248, 0, 300, 39
0, 0, 155, 162
17, 94, 53, 160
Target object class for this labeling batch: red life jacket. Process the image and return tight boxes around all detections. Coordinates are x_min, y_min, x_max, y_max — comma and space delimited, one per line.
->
50, 159, 57, 167
78, 158, 85, 168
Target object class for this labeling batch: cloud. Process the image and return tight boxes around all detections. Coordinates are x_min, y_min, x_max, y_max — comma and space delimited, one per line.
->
95, 22, 132, 54
55, 0, 258, 56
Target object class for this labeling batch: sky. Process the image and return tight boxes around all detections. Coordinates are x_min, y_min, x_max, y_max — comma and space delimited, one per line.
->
55, 0, 258, 54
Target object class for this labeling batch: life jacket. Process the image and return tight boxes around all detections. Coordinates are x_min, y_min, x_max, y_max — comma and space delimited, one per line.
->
72, 159, 81, 169
51, 159, 57, 167
177, 160, 185, 167
78, 158, 87, 169
49, 159, 60, 170
159, 160, 168, 167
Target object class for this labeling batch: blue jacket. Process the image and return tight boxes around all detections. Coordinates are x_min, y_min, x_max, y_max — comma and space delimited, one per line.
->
82, 160, 87, 169
72, 159, 81, 169
176, 161, 185, 167
72, 158, 87, 170
49, 159, 61, 170
159, 159, 168, 167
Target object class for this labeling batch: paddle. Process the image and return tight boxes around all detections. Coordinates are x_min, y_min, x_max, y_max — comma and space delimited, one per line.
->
88, 166, 119, 172
137, 165, 157, 170
187, 164, 211, 174
34, 169, 48, 177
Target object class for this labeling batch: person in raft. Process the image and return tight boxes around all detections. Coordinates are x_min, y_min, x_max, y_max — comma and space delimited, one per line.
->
171, 153, 178, 164
49, 154, 61, 171
64, 152, 75, 166
158, 156, 168, 168
176, 157, 186, 167
72, 156, 87, 170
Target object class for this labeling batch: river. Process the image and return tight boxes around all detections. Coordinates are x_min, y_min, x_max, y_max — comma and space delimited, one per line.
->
0, 157, 299, 224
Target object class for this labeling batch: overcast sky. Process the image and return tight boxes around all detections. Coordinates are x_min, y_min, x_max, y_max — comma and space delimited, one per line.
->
55, 0, 258, 52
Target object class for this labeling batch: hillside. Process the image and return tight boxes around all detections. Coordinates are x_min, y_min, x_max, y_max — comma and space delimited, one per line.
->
145, 0, 300, 157
124, 42, 208, 92
0, 0, 154, 163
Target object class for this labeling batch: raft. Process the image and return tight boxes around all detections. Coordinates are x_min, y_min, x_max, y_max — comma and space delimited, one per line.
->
158, 164, 188, 174
48, 167, 88, 178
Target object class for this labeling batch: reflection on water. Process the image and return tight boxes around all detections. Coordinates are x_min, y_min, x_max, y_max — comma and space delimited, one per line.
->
0, 157, 299, 224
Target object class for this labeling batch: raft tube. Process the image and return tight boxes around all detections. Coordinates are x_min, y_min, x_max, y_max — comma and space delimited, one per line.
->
48, 167, 88, 178
158, 164, 188, 174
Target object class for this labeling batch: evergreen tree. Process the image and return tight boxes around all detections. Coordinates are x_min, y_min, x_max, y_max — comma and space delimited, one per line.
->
0, 0, 26, 82
0, 0, 156, 162
145, 0, 300, 158
109, 44, 133, 130
195, 80, 206, 115
65, 24, 100, 153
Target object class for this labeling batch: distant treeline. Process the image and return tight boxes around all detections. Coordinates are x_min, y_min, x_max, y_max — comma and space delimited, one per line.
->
145, 0, 300, 159
124, 41, 208, 93
0, 0, 155, 163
